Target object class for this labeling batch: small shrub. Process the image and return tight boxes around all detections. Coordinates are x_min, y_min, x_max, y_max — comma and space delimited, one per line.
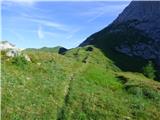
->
1, 50, 6, 56
142, 87, 160, 100
142, 61, 156, 80
1, 50, 10, 60
85, 46, 93, 52
11, 56, 28, 68
126, 86, 143, 97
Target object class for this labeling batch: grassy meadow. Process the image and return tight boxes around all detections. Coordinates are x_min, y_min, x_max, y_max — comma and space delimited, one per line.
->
1, 46, 160, 120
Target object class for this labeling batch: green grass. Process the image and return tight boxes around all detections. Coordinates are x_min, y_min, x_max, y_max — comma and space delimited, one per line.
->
1, 51, 81, 119
1, 46, 160, 120
57, 61, 160, 120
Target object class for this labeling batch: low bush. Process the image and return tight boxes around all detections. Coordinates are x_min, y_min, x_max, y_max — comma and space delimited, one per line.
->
11, 56, 28, 68
143, 61, 156, 80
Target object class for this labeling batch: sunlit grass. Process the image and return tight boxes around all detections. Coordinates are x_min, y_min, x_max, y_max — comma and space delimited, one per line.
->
1, 47, 160, 120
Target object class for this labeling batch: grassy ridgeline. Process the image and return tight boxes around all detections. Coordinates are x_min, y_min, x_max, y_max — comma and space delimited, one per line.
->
1, 46, 160, 120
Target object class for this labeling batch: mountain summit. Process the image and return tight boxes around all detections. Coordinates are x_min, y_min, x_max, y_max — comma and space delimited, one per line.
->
80, 1, 160, 74
113, 1, 160, 41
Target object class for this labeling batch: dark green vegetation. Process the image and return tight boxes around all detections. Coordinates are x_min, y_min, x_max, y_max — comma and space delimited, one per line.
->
1, 46, 160, 120
143, 61, 156, 80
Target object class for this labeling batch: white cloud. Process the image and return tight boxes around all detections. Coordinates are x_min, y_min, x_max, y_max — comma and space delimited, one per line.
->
22, 17, 70, 32
37, 25, 44, 39
81, 4, 129, 22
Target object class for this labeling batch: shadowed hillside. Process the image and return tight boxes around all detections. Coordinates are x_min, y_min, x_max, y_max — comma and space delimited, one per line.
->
80, 1, 160, 79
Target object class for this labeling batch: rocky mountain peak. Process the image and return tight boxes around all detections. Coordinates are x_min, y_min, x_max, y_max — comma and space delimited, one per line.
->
112, 1, 160, 66
79, 1, 160, 74
115, 1, 160, 22
113, 1, 160, 41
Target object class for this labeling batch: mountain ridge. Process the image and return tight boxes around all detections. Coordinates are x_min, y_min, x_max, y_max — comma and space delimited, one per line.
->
79, 1, 160, 77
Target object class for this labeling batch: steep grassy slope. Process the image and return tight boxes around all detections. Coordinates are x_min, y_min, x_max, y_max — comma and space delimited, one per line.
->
1, 46, 160, 120
62, 46, 160, 120
59, 65, 160, 120
80, 21, 151, 72
80, 21, 160, 80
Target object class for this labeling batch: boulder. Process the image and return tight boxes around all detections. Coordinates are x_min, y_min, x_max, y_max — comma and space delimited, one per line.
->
6, 49, 21, 57
24, 55, 31, 62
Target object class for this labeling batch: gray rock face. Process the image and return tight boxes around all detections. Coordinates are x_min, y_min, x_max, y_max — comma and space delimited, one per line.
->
114, 1, 160, 42
0, 41, 16, 50
24, 55, 31, 62
6, 49, 21, 57
1, 41, 31, 62
80, 1, 160, 67
6, 49, 31, 62
116, 42, 160, 60
112, 1, 160, 66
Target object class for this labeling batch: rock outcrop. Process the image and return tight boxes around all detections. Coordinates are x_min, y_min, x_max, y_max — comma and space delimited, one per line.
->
0, 41, 16, 50
1, 41, 30, 61
6, 49, 21, 57
113, 1, 160, 42
113, 1, 160, 65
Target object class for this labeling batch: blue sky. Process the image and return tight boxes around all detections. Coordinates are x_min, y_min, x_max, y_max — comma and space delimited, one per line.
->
2, 0, 130, 48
